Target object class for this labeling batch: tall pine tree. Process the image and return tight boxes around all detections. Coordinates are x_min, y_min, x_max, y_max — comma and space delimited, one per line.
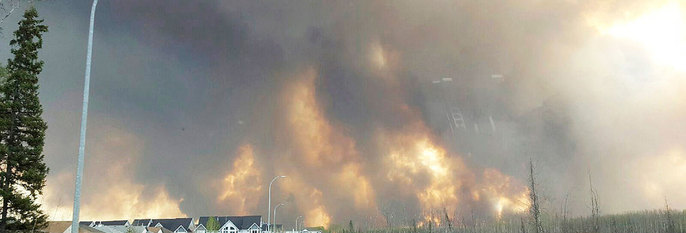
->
0, 6, 49, 231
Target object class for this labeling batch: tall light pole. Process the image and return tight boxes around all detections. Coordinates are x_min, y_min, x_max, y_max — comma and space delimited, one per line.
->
72, 1, 98, 233
295, 216, 303, 231
268, 175, 286, 233
273, 202, 288, 233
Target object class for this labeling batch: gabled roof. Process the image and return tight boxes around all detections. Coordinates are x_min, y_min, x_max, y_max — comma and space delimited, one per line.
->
150, 218, 193, 232
194, 224, 207, 230
132, 219, 152, 227
198, 216, 262, 230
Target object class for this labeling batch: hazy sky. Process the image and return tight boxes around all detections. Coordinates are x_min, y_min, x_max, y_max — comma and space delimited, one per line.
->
0, 0, 684, 227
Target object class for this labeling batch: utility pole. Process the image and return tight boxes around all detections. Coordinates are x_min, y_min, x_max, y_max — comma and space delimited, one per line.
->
72, 1, 98, 233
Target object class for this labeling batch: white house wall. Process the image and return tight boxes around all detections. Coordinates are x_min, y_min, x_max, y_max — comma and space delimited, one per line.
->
220, 221, 239, 233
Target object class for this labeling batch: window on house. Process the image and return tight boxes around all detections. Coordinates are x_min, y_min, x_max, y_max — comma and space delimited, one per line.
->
229, 227, 238, 233
221, 227, 229, 233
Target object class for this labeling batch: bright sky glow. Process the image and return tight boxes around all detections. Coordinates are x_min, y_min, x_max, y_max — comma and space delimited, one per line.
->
601, 1, 686, 72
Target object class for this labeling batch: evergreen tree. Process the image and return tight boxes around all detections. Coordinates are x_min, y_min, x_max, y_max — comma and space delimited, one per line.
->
207, 216, 220, 233
0, 6, 49, 231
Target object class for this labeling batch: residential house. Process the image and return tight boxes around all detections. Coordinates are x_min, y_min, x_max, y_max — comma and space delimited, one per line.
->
46, 221, 106, 233
78, 220, 129, 228
80, 221, 95, 227
93, 225, 146, 233
196, 216, 262, 233
92, 220, 131, 227
132, 219, 152, 227
146, 226, 173, 233
147, 218, 194, 233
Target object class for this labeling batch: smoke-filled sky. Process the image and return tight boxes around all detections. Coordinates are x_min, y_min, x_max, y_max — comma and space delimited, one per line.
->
0, 0, 684, 227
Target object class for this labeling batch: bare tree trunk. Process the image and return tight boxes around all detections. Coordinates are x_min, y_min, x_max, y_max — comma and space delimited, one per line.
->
443, 207, 452, 231
520, 217, 527, 233
665, 198, 677, 233
528, 159, 543, 233
589, 172, 600, 233
561, 194, 569, 233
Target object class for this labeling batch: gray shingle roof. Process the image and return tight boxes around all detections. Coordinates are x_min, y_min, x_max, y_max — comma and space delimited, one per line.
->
198, 216, 262, 230
80, 221, 93, 226
94, 220, 129, 226
132, 219, 152, 227
150, 218, 193, 231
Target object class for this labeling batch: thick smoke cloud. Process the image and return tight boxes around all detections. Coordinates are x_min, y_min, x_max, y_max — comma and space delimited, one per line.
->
0, 0, 683, 227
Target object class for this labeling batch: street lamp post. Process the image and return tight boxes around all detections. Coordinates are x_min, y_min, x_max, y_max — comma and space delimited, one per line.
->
296, 216, 303, 231
273, 202, 288, 233
268, 175, 286, 233
72, 1, 98, 233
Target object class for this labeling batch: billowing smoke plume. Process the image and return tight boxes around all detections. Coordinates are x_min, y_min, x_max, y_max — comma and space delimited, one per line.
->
3, 0, 683, 227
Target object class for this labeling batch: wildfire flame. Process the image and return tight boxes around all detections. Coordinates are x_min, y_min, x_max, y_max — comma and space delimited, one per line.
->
218, 145, 264, 215
41, 45, 531, 226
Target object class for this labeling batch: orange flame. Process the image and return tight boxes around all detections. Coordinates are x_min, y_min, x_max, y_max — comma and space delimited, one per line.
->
217, 144, 263, 215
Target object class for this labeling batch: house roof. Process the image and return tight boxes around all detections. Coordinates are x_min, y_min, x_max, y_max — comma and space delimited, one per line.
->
150, 218, 193, 231
46, 221, 107, 233
46, 221, 72, 233
80, 221, 94, 226
198, 216, 262, 230
79, 226, 108, 233
94, 225, 145, 233
94, 220, 130, 226
131, 219, 152, 226
194, 224, 207, 231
